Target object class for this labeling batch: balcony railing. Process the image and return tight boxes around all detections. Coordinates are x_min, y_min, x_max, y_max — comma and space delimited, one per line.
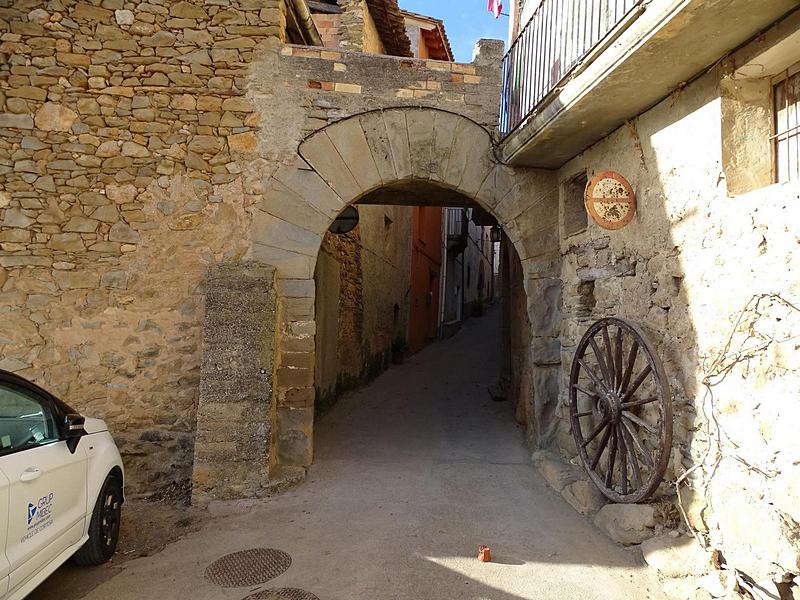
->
500, 0, 644, 137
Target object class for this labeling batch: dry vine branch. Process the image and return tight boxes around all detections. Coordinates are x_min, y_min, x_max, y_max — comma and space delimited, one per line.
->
673, 293, 800, 551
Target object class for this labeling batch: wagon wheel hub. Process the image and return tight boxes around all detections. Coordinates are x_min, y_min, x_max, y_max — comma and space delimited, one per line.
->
601, 392, 622, 424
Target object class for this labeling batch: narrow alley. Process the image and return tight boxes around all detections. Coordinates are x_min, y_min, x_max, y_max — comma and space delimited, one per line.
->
41, 311, 665, 600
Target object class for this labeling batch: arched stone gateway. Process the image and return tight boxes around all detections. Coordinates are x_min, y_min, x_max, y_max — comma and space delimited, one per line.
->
249, 106, 562, 474
260, 108, 560, 466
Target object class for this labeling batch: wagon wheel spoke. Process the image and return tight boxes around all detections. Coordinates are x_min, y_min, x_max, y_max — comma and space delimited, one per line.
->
619, 340, 639, 393
604, 428, 617, 488
573, 384, 599, 400
621, 418, 654, 470
622, 396, 657, 409
587, 337, 612, 388
581, 417, 609, 448
621, 364, 652, 403
614, 327, 624, 391
618, 425, 628, 495
601, 326, 615, 389
620, 422, 643, 487
622, 410, 658, 435
570, 318, 672, 503
590, 424, 613, 470
577, 358, 610, 395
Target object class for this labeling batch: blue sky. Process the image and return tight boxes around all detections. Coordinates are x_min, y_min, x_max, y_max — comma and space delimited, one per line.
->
399, 0, 509, 63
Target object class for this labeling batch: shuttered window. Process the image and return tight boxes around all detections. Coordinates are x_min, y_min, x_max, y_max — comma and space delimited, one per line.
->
774, 65, 800, 183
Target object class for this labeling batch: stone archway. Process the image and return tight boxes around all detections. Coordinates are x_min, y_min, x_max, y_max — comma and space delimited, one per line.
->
250, 106, 561, 474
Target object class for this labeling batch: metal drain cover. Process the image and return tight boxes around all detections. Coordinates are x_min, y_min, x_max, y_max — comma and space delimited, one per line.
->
205, 548, 292, 587
245, 590, 320, 600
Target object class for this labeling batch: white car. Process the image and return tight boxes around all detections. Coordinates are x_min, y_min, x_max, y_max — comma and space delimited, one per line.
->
0, 369, 124, 600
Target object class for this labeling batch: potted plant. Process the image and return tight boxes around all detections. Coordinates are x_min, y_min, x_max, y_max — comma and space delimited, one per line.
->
391, 335, 409, 365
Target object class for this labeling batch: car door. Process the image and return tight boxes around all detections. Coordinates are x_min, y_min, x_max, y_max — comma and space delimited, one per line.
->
0, 468, 9, 596
0, 380, 87, 592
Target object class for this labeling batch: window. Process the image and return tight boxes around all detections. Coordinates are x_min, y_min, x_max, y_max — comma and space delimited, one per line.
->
0, 383, 58, 455
774, 65, 800, 183
563, 171, 588, 237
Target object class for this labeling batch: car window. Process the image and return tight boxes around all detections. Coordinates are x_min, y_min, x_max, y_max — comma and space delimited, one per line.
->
0, 383, 59, 456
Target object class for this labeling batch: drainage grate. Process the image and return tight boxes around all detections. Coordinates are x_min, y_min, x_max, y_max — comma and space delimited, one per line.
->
205, 548, 292, 588
245, 589, 320, 600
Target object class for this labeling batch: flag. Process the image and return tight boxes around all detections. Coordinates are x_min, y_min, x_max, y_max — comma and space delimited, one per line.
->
488, 0, 503, 19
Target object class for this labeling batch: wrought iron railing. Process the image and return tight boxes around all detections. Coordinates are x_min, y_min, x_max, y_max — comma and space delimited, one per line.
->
500, 0, 644, 137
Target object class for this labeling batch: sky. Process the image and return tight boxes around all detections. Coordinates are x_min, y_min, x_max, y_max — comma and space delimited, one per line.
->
398, 0, 510, 63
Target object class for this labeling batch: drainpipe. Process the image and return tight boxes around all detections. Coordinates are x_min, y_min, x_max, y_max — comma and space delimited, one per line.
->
460, 220, 466, 323
288, 0, 323, 46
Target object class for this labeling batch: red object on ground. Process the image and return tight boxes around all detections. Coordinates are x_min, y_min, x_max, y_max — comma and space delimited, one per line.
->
478, 545, 492, 562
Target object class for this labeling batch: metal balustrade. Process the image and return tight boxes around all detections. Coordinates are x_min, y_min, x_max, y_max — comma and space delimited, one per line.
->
500, 0, 644, 137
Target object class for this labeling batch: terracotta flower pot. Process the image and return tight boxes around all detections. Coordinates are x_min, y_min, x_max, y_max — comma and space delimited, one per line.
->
477, 545, 491, 562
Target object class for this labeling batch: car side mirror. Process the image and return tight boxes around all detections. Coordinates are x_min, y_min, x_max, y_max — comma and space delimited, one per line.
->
64, 413, 85, 453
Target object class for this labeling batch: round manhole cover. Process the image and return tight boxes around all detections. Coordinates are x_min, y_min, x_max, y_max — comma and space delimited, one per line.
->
205, 548, 292, 587
245, 590, 320, 600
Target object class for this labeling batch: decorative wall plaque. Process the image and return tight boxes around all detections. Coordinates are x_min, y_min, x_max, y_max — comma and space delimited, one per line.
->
584, 171, 636, 230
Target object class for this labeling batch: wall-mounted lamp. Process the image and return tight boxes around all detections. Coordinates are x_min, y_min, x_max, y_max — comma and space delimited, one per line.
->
490, 225, 502, 243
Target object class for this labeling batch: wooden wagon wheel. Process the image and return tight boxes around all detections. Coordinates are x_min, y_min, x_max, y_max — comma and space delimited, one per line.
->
569, 318, 672, 503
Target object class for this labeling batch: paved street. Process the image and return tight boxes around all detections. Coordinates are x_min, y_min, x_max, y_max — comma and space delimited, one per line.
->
33, 310, 665, 600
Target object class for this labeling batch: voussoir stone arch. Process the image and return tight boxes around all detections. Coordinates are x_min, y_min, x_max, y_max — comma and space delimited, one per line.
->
250, 107, 523, 279
251, 106, 546, 471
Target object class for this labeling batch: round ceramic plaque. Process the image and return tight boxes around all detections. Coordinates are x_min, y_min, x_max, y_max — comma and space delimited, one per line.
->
584, 171, 636, 230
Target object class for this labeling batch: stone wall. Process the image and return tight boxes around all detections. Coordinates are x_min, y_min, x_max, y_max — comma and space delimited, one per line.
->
554, 52, 800, 584
314, 203, 412, 413
336, 0, 384, 54
500, 237, 533, 432
0, 0, 565, 502
0, 0, 288, 493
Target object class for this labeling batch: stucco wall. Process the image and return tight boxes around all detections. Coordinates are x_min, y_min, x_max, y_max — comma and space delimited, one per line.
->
555, 62, 800, 582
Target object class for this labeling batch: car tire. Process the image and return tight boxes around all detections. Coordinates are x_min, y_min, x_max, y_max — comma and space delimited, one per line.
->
72, 473, 123, 566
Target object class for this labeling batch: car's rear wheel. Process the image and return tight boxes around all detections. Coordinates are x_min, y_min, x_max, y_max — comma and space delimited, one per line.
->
72, 473, 122, 566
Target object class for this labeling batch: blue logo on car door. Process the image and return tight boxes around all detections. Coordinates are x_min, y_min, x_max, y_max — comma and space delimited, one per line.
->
27, 503, 37, 525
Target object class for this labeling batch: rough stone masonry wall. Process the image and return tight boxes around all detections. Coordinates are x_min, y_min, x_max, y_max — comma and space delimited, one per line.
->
0, 0, 286, 493
556, 64, 800, 584
314, 203, 413, 414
